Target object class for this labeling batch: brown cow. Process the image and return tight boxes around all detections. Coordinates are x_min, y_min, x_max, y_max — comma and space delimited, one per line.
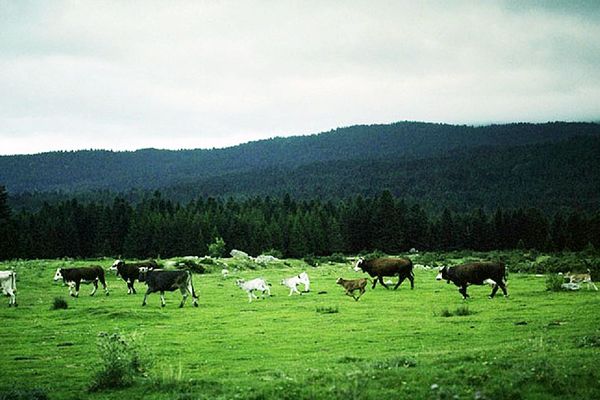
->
354, 257, 414, 289
336, 277, 368, 301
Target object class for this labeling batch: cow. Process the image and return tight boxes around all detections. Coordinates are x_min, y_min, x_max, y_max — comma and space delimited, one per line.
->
138, 268, 198, 308
336, 277, 368, 301
280, 271, 310, 296
436, 262, 508, 299
110, 259, 159, 294
235, 278, 271, 303
354, 257, 414, 290
0, 270, 17, 307
565, 269, 598, 291
53, 266, 109, 297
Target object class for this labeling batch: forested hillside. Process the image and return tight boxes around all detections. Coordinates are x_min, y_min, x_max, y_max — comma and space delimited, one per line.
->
1, 122, 599, 206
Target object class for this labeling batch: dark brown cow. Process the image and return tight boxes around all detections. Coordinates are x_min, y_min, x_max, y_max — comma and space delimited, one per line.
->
354, 257, 414, 289
436, 262, 508, 299
110, 259, 159, 294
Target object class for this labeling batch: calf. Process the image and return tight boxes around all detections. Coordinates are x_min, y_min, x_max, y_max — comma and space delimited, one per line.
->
235, 278, 271, 302
0, 270, 17, 307
436, 262, 508, 299
139, 268, 198, 308
565, 269, 598, 291
53, 266, 109, 297
336, 277, 368, 301
354, 257, 414, 290
280, 272, 310, 296
110, 259, 159, 294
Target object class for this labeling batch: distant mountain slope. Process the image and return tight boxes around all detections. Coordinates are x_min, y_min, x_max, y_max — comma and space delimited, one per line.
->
1, 121, 599, 194
164, 136, 600, 211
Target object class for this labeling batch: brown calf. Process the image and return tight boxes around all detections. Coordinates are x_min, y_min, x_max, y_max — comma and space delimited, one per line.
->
336, 277, 368, 301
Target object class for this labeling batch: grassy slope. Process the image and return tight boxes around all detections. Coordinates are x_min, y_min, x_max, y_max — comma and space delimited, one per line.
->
0, 258, 599, 399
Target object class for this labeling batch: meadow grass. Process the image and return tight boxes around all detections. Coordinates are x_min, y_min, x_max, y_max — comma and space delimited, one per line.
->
0, 257, 599, 399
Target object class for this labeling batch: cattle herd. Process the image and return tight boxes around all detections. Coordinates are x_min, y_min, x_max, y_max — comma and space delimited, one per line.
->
0, 256, 597, 307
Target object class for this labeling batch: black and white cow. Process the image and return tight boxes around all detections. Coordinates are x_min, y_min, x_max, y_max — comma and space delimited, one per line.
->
0, 270, 17, 307
436, 262, 508, 299
110, 259, 159, 294
138, 268, 198, 308
53, 266, 109, 297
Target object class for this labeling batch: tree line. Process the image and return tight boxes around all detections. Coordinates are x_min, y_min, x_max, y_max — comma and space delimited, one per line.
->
1, 186, 598, 261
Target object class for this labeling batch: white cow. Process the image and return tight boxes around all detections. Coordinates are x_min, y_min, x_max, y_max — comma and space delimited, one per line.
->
235, 278, 271, 302
280, 272, 310, 296
0, 270, 17, 307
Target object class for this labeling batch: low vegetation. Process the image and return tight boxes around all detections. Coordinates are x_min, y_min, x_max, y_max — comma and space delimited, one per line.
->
0, 252, 599, 399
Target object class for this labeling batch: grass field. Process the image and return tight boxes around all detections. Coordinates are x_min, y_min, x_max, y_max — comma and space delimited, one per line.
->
1, 257, 599, 399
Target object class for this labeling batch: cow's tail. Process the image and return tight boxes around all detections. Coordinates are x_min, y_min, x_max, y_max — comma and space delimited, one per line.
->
12, 271, 16, 292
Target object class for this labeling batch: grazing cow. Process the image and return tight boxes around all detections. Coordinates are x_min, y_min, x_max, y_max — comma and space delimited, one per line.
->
0, 270, 17, 307
235, 278, 271, 302
110, 259, 159, 294
280, 271, 310, 296
436, 262, 508, 299
354, 257, 414, 290
336, 277, 368, 301
53, 266, 109, 297
138, 268, 198, 308
565, 269, 598, 291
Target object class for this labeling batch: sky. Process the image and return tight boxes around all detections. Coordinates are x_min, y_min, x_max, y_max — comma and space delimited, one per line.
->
1, 0, 599, 155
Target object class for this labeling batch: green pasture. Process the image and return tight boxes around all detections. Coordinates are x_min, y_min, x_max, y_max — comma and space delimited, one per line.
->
0, 257, 599, 399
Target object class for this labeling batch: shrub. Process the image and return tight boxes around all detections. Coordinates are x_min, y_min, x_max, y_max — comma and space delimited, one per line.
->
261, 248, 283, 259
455, 305, 473, 316
439, 308, 453, 317
88, 332, 144, 392
50, 297, 68, 310
207, 237, 226, 258
303, 254, 318, 267
545, 274, 564, 292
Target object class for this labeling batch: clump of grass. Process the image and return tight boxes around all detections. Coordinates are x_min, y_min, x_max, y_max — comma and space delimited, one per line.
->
50, 297, 68, 310
316, 306, 339, 314
0, 388, 48, 400
371, 356, 417, 369
545, 274, 564, 291
438, 306, 473, 317
455, 305, 473, 316
88, 332, 145, 392
337, 356, 363, 363
575, 335, 600, 348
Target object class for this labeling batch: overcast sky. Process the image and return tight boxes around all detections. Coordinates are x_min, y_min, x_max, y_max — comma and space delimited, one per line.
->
1, 1, 599, 155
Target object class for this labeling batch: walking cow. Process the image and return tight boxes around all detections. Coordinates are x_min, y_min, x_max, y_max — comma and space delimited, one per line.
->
139, 268, 198, 308
53, 266, 109, 297
110, 259, 159, 294
436, 262, 508, 299
0, 270, 17, 307
354, 257, 414, 290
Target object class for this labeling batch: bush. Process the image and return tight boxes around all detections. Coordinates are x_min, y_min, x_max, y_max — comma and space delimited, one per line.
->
88, 332, 145, 392
207, 237, 226, 258
545, 274, 564, 292
455, 305, 473, 316
261, 248, 283, 259
51, 297, 68, 310
316, 306, 339, 314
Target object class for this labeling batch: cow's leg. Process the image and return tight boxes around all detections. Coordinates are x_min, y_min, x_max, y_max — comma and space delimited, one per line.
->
90, 280, 98, 296
498, 282, 509, 297
371, 278, 377, 289
179, 287, 188, 308
459, 286, 469, 300
7, 289, 15, 307
378, 276, 390, 289
142, 288, 153, 306
188, 280, 198, 307
591, 282, 598, 291
288, 287, 294, 296
68, 282, 75, 297
160, 291, 166, 307
126, 280, 132, 294
489, 283, 499, 299
131, 281, 137, 294
265, 286, 271, 297
394, 274, 407, 290
74, 281, 80, 297
101, 278, 109, 296
408, 272, 415, 289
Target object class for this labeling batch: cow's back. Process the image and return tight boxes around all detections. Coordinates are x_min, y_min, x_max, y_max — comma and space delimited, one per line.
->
455, 262, 505, 284
367, 257, 412, 275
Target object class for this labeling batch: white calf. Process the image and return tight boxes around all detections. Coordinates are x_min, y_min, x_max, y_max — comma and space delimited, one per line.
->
280, 272, 311, 296
0, 270, 17, 307
565, 270, 598, 291
235, 278, 271, 302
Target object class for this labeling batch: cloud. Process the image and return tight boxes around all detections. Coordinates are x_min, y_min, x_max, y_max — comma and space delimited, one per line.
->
0, 0, 599, 155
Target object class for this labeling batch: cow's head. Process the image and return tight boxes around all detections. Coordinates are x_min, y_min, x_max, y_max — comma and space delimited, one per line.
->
335, 277, 343, 285
138, 267, 150, 282
53, 268, 63, 282
435, 266, 449, 282
353, 258, 365, 272
235, 279, 245, 288
110, 259, 123, 271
